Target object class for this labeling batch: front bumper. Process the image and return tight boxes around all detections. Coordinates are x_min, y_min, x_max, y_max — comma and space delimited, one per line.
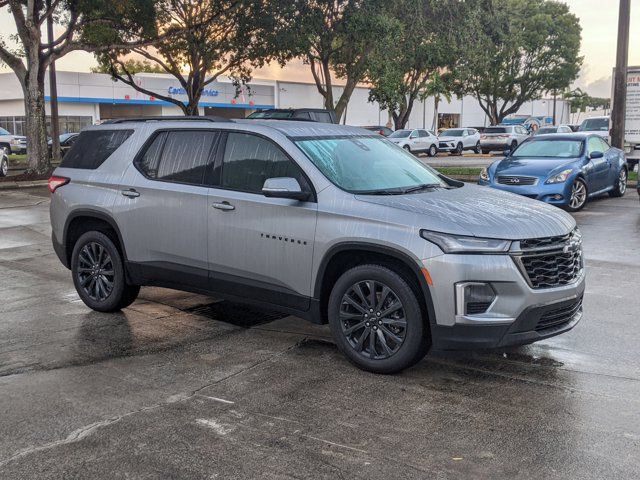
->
423, 250, 585, 350
477, 178, 571, 206
10, 144, 26, 154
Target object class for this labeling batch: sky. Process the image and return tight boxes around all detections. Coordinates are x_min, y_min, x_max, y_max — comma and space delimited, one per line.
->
0, 0, 638, 98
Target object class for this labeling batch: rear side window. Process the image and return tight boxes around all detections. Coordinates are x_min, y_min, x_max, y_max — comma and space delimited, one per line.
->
221, 132, 307, 194
136, 130, 218, 185
60, 129, 133, 169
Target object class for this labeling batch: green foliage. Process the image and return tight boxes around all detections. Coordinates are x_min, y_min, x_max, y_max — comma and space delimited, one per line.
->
93, 0, 295, 115
366, 0, 465, 129
564, 89, 610, 113
91, 59, 164, 74
457, 0, 583, 125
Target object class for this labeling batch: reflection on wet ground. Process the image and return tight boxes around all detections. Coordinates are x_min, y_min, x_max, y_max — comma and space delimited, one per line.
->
0, 187, 639, 479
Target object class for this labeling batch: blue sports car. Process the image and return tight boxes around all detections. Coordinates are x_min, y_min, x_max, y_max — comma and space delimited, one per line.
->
478, 133, 628, 211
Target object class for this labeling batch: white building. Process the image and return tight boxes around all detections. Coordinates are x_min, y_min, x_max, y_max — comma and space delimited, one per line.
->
0, 71, 569, 135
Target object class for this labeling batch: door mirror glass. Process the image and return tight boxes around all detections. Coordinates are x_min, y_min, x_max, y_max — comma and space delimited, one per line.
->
589, 150, 604, 159
262, 177, 309, 201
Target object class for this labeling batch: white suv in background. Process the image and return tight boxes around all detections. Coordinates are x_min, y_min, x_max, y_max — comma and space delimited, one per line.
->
0, 127, 27, 154
480, 125, 530, 154
387, 128, 439, 156
437, 128, 481, 155
578, 116, 610, 140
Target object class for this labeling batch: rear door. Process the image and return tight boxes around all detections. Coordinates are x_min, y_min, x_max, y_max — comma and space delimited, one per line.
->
115, 129, 219, 281
207, 131, 318, 308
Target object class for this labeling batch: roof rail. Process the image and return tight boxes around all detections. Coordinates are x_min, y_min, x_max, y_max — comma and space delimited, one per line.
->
103, 116, 233, 124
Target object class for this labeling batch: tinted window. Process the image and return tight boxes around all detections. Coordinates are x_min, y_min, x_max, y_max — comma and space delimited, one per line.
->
389, 130, 411, 138
579, 118, 609, 132
136, 130, 218, 185
309, 111, 333, 123
485, 127, 507, 134
221, 132, 306, 194
60, 129, 133, 169
418, 130, 428, 138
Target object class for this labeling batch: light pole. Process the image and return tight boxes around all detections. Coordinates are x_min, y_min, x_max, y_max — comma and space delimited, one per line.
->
611, 0, 630, 149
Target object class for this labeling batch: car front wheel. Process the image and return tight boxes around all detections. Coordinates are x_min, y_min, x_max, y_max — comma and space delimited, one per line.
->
609, 168, 627, 197
71, 231, 140, 312
0, 156, 7, 177
566, 178, 588, 212
427, 144, 437, 157
328, 264, 429, 374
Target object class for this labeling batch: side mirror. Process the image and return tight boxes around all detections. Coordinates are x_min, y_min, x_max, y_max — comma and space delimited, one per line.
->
589, 151, 604, 159
262, 177, 309, 201
503, 149, 511, 157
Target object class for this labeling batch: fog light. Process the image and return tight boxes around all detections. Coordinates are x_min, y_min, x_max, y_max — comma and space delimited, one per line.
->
552, 194, 563, 200
455, 282, 496, 315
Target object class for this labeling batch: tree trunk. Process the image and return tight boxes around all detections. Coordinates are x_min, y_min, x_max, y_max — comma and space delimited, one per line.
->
184, 99, 200, 116
432, 96, 440, 131
23, 77, 51, 175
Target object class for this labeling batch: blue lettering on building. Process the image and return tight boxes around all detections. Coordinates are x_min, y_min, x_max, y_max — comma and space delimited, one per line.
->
168, 86, 219, 97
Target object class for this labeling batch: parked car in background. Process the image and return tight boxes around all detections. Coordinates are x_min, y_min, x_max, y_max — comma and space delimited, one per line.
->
578, 116, 610, 140
247, 108, 337, 124
361, 125, 394, 136
535, 125, 574, 135
387, 128, 439, 156
479, 133, 627, 212
0, 127, 27, 154
0, 148, 8, 177
568, 125, 581, 132
437, 128, 481, 154
48, 133, 79, 159
49, 117, 585, 373
480, 125, 530, 154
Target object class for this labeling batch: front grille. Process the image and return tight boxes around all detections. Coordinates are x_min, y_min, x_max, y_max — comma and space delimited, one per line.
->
439, 142, 450, 148
513, 229, 583, 289
535, 298, 583, 332
497, 176, 537, 186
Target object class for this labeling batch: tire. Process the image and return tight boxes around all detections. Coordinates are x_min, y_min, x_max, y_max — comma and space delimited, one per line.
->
327, 264, 429, 374
403, 145, 412, 154
427, 144, 437, 157
452, 142, 463, 155
71, 231, 140, 312
482, 149, 490, 155
474, 141, 481, 154
609, 168, 627, 197
0, 156, 7, 177
565, 178, 588, 212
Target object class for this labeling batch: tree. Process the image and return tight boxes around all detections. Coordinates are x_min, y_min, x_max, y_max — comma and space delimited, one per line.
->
457, 0, 582, 125
293, 0, 396, 122
367, 0, 462, 130
563, 88, 610, 122
95, 0, 292, 116
0, 0, 158, 174
92, 59, 164, 74
423, 72, 454, 131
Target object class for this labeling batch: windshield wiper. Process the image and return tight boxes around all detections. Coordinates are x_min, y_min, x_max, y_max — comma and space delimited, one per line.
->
402, 183, 443, 193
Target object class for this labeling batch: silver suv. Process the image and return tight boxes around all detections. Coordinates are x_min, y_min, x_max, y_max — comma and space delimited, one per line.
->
480, 125, 530, 154
49, 117, 585, 373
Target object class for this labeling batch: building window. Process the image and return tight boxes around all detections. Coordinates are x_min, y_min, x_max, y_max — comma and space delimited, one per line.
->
438, 113, 460, 130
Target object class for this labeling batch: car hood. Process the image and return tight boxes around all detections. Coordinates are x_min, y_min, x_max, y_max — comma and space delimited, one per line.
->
494, 157, 579, 177
437, 136, 461, 142
355, 184, 575, 240
388, 137, 406, 143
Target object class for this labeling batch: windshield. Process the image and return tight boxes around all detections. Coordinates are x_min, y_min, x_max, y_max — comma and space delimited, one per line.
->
536, 127, 557, 135
295, 136, 447, 193
512, 139, 583, 158
0, 127, 11, 135
485, 127, 508, 134
440, 129, 463, 137
388, 129, 411, 138
247, 111, 293, 119
579, 118, 609, 132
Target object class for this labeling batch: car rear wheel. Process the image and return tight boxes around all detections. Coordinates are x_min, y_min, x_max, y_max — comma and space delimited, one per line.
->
566, 178, 588, 212
609, 168, 627, 197
0, 156, 7, 177
427, 144, 437, 157
482, 149, 490, 155
71, 231, 140, 312
327, 264, 429, 374
474, 141, 481, 154
403, 145, 412, 154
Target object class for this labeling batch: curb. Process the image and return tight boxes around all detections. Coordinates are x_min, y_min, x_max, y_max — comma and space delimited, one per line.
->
0, 180, 48, 190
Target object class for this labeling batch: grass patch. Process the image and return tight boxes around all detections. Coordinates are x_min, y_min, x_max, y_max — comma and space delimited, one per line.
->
9, 154, 27, 164
434, 166, 482, 177
629, 170, 637, 182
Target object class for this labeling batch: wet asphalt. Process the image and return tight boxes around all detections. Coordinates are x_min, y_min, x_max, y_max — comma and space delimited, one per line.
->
0, 186, 638, 479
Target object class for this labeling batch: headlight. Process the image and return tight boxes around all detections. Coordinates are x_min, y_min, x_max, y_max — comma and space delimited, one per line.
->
545, 169, 573, 184
11, 138, 20, 145
420, 230, 511, 254
479, 167, 489, 181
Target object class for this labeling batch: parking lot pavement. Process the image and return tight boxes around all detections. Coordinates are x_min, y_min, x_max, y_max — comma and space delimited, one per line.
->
0, 187, 638, 479
418, 153, 500, 168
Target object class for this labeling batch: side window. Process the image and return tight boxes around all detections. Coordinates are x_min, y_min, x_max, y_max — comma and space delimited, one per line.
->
418, 130, 428, 138
221, 132, 308, 194
587, 136, 603, 155
136, 130, 218, 185
60, 129, 133, 169
409, 130, 418, 139
597, 137, 610, 152
310, 112, 333, 123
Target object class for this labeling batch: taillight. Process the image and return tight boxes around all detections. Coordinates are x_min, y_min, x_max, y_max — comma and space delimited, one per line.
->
48, 176, 69, 193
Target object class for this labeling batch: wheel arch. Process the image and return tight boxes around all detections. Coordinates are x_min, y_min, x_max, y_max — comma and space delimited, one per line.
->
314, 242, 436, 331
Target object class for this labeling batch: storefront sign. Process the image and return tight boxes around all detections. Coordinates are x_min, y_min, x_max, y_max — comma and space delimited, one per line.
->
167, 86, 219, 97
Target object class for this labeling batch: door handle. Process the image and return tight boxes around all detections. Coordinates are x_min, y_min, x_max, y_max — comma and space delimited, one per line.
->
212, 201, 235, 211
121, 189, 140, 198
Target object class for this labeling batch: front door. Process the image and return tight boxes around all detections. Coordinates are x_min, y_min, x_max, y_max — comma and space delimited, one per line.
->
207, 131, 318, 309
586, 136, 610, 191
115, 129, 219, 283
